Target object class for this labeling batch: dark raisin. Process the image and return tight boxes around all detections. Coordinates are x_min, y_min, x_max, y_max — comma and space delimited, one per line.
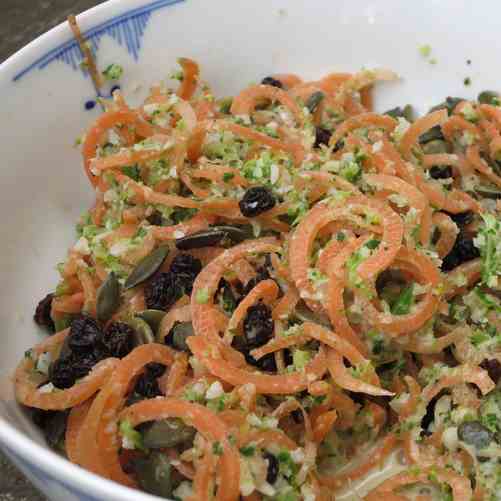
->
102, 322, 135, 358
421, 395, 440, 434
71, 349, 107, 379
146, 362, 167, 378
239, 187, 276, 217
291, 409, 304, 424
144, 272, 181, 311
480, 359, 501, 384
134, 372, 162, 399
447, 211, 474, 228
34, 293, 55, 332
263, 452, 279, 484
245, 352, 277, 372
314, 127, 332, 148
68, 315, 103, 353
169, 254, 202, 295
49, 357, 77, 389
441, 232, 480, 272
30, 409, 68, 449
146, 210, 164, 226
261, 77, 283, 88
243, 303, 274, 349
429, 166, 453, 179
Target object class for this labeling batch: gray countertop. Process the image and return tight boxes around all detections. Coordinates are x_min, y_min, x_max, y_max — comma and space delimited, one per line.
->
1, 2, 102, 500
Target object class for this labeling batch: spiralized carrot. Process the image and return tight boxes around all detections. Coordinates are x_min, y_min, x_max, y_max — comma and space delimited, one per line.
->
399, 109, 448, 159
176, 57, 200, 100
66, 399, 93, 464
15, 329, 119, 410
365, 466, 472, 501
19, 56, 501, 500
120, 398, 240, 501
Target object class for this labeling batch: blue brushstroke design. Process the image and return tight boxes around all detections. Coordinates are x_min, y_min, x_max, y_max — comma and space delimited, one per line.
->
13, 0, 185, 82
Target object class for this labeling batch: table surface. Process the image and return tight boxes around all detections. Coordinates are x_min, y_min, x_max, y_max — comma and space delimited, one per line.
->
0, 2, 102, 499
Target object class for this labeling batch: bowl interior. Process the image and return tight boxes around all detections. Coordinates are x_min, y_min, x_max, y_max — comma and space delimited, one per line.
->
0, 0, 500, 498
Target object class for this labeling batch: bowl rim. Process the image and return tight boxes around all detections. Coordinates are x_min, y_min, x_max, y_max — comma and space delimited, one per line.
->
0, 1, 170, 498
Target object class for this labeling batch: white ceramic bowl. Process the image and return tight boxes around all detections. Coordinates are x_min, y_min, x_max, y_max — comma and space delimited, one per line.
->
0, 0, 500, 499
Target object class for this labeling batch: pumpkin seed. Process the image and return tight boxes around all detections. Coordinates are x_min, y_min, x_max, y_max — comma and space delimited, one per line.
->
305, 91, 325, 114
136, 309, 166, 334
422, 139, 449, 155
384, 104, 414, 122
134, 452, 174, 498
142, 418, 195, 449
128, 317, 155, 345
165, 322, 194, 351
124, 246, 169, 290
419, 125, 444, 144
429, 96, 464, 116
96, 272, 121, 323
175, 225, 251, 250
458, 421, 493, 449
475, 186, 501, 199
478, 90, 500, 105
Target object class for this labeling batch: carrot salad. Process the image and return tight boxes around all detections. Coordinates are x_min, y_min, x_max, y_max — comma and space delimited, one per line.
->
19, 58, 501, 500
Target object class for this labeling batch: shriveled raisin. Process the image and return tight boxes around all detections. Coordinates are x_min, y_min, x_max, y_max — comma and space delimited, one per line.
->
49, 357, 77, 389
480, 359, 501, 384
239, 187, 276, 217
102, 322, 135, 358
68, 315, 103, 352
146, 210, 164, 226
447, 211, 474, 228
314, 127, 332, 148
243, 302, 274, 348
429, 166, 453, 179
146, 362, 167, 378
144, 272, 181, 311
261, 77, 283, 88
169, 254, 202, 294
264, 452, 279, 484
34, 293, 55, 332
442, 232, 480, 271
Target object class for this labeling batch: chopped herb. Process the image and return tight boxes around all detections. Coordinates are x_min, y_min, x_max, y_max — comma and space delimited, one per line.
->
212, 441, 223, 456
119, 420, 145, 451
239, 445, 256, 457
222, 172, 235, 182
122, 165, 141, 182
195, 288, 210, 304
102, 63, 123, 81
390, 283, 415, 315
419, 44, 432, 58
464, 77, 472, 86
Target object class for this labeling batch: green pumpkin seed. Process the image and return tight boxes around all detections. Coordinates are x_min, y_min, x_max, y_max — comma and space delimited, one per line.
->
136, 310, 166, 334
384, 104, 414, 122
124, 245, 169, 290
128, 317, 155, 345
429, 96, 464, 116
305, 91, 325, 113
422, 139, 449, 155
96, 272, 121, 323
134, 452, 174, 498
478, 90, 500, 105
419, 125, 444, 144
175, 225, 251, 250
167, 322, 194, 351
475, 186, 501, 199
142, 418, 196, 449
458, 421, 493, 449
